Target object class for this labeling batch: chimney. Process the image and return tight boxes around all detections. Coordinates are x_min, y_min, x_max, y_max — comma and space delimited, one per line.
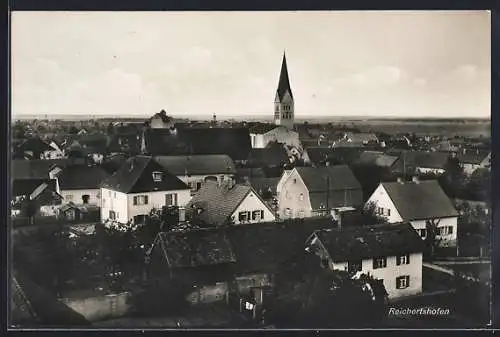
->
178, 206, 186, 222
397, 177, 404, 184
412, 176, 419, 184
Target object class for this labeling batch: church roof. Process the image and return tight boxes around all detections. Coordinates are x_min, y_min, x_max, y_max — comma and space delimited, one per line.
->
276, 52, 293, 102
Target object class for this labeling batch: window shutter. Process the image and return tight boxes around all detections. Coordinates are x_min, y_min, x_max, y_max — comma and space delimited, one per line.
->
174, 193, 178, 206
260, 210, 264, 218
396, 276, 402, 289
247, 211, 251, 221
448, 226, 453, 234
396, 256, 401, 266
373, 259, 377, 269
406, 275, 410, 286
407, 254, 410, 264
145, 195, 149, 204
133, 196, 137, 205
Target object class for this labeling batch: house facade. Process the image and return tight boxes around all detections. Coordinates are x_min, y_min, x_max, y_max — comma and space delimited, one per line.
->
277, 166, 363, 220
457, 151, 491, 175
250, 126, 301, 150
57, 165, 109, 206
365, 179, 459, 247
100, 156, 191, 224
306, 223, 424, 299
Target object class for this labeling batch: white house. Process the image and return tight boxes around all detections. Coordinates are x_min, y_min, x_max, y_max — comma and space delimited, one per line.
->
153, 155, 236, 195
100, 156, 191, 224
306, 223, 424, 299
57, 165, 109, 206
457, 150, 491, 175
187, 181, 276, 226
276, 166, 363, 219
365, 178, 459, 247
249, 125, 301, 149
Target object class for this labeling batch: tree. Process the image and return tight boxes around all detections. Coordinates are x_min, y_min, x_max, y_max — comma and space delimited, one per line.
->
465, 168, 490, 202
69, 126, 79, 134
424, 219, 442, 259
439, 155, 466, 199
361, 202, 389, 226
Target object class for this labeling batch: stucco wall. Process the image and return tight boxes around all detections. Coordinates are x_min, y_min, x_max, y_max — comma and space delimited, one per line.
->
61, 188, 101, 206
231, 190, 276, 224
365, 184, 404, 223
410, 217, 458, 247
277, 169, 312, 219
127, 189, 191, 222
63, 292, 131, 322
100, 188, 128, 223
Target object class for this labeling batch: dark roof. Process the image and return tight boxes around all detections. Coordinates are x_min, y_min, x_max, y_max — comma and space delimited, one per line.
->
100, 156, 189, 193
312, 222, 424, 262
153, 231, 236, 269
78, 134, 108, 154
16, 137, 52, 154
247, 123, 278, 135
154, 155, 236, 176
276, 52, 293, 101
381, 180, 458, 221
12, 179, 57, 197
295, 165, 362, 192
235, 167, 267, 179
456, 150, 490, 165
187, 182, 255, 226
327, 147, 364, 165
305, 147, 331, 165
107, 133, 141, 154
389, 151, 450, 172
11, 159, 71, 180
249, 177, 281, 195
353, 151, 399, 168
247, 146, 289, 167
177, 127, 252, 161
142, 128, 188, 155
58, 165, 109, 190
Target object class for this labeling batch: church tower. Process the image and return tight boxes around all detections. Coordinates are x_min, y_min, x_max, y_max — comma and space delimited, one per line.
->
274, 52, 294, 129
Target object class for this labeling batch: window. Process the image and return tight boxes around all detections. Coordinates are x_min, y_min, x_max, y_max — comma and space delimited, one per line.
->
285, 208, 292, 216
298, 193, 304, 201
238, 211, 250, 222
152, 171, 163, 182
252, 210, 264, 221
396, 275, 410, 289
109, 211, 116, 220
387, 209, 391, 216
447, 226, 453, 235
373, 257, 387, 269
165, 193, 178, 206
82, 195, 90, 204
298, 210, 305, 218
418, 229, 426, 238
133, 195, 149, 205
348, 259, 362, 273
396, 254, 410, 265
196, 182, 202, 190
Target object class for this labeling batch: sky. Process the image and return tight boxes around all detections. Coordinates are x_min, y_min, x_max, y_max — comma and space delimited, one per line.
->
11, 11, 491, 118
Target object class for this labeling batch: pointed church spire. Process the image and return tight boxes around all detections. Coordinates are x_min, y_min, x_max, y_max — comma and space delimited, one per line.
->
276, 51, 293, 101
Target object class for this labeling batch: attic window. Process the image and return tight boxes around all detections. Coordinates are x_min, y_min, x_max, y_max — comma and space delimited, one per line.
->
152, 171, 163, 182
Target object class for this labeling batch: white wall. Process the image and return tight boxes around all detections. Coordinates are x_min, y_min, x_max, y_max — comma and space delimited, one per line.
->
416, 167, 445, 175
277, 169, 312, 219
462, 163, 479, 175
330, 253, 423, 299
250, 127, 301, 149
365, 184, 404, 223
231, 190, 276, 225
178, 174, 234, 194
126, 189, 191, 223
410, 217, 458, 247
61, 188, 101, 206
100, 188, 128, 223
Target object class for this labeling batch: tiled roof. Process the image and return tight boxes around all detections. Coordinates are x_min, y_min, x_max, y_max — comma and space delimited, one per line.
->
58, 165, 109, 190
187, 182, 254, 226
305, 147, 331, 165
235, 167, 267, 180
249, 177, 281, 195
78, 134, 108, 154
457, 150, 490, 165
312, 222, 424, 263
353, 151, 399, 168
381, 180, 458, 221
15, 137, 52, 154
107, 133, 141, 154
100, 155, 189, 194
295, 165, 362, 192
12, 179, 57, 197
153, 231, 236, 268
154, 155, 236, 176
247, 123, 278, 135
247, 146, 289, 167
142, 128, 188, 155
389, 150, 450, 172
11, 159, 71, 180
177, 127, 252, 161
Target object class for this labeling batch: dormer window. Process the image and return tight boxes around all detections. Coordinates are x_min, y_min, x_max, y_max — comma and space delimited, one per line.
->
152, 171, 163, 182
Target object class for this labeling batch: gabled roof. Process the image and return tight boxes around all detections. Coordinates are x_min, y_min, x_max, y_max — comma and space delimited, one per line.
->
188, 182, 264, 226
58, 165, 109, 190
311, 222, 424, 263
295, 165, 362, 192
276, 52, 293, 102
353, 151, 399, 168
152, 231, 236, 269
247, 123, 278, 135
12, 179, 57, 197
389, 150, 450, 171
12, 159, 70, 180
457, 150, 490, 165
177, 127, 252, 161
305, 147, 332, 165
154, 155, 236, 176
100, 156, 189, 194
16, 137, 52, 154
381, 180, 458, 221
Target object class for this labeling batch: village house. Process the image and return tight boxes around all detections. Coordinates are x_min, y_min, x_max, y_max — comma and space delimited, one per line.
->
141, 128, 186, 156
352, 151, 400, 169
99, 156, 191, 224
13, 137, 53, 160
149, 110, 176, 129
332, 132, 379, 148
11, 179, 63, 218
456, 149, 491, 175
305, 222, 424, 299
56, 164, 109, 206
187, 181, 276, 227
154, 155, 236, 195
365, 178, 459, 247
388, 150, 450, 176
246, 144, 290, 169
277, 165, 363, 219
248, 124, 301, 150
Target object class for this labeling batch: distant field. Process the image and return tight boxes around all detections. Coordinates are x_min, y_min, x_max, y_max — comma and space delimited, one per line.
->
351, 122, 490, 138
